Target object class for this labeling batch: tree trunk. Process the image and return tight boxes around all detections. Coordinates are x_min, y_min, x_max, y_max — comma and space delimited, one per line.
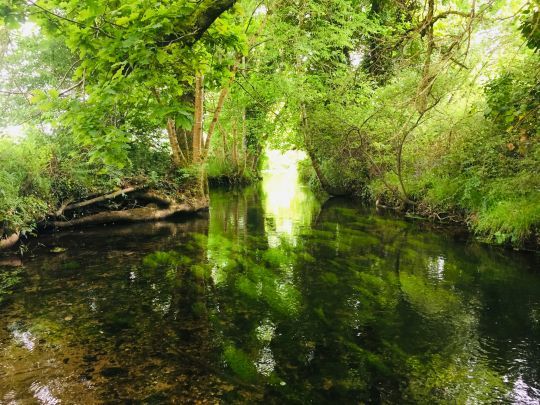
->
232, 118, 238, 168
416, 0, 435, 113
242, 106, 248, 176
220, 122, 228, 160
167, 118, 185, 167
301, 104, 349, 196
203, 63, 239, 158
192, 74, 204, 163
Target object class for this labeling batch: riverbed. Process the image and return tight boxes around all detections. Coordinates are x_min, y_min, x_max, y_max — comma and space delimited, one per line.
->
1, 167, 539, 403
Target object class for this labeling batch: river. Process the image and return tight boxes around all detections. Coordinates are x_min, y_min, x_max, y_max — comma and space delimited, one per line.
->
0, 160, 539, 403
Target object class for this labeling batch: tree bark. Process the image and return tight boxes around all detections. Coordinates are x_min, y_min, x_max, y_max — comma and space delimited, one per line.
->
192, 74, 204, 163
203, 63, 239, 158
167, 118, 185, 167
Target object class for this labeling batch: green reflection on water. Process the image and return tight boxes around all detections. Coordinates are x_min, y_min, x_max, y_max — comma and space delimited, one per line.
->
0, 156, 539, 403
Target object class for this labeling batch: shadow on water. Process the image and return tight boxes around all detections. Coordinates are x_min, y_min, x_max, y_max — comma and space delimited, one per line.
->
1, 165, 540, 403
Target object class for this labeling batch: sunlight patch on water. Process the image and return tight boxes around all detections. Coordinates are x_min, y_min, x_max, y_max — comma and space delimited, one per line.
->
261, 149, 319, 246
255, 346, 276, 377
11, 328, 35, 351
428, 256, 446, 281
511, 375, 540, 403
256, 320, 276, 343
30, 382, 60, 405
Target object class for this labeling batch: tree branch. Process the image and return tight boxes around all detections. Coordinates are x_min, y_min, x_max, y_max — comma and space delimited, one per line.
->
27, 1, 113, 38
62, 186, 140, 212
161, 0, 237, 47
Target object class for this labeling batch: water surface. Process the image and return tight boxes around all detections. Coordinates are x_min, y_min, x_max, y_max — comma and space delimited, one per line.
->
1, 167, 539, 403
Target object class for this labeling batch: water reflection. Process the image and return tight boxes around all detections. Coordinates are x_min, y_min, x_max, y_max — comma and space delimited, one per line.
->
0, 162, 539, 403
261, 150, 320, 246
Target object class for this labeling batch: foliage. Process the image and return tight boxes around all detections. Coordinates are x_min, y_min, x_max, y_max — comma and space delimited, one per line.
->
521, 0, 540, 51
0, 0, 243, 236
0, 0, 539, 248
0, 137, 51, 234
283, 0, 539, 246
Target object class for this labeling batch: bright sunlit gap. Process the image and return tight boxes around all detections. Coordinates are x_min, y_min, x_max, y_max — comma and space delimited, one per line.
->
262, 149, 319, 246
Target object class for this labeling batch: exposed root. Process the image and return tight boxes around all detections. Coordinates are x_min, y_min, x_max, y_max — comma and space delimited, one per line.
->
130, 190, 176, 207
0, 257, 23, 267
51, 200, 208, 229
0, 233, 20, 250
375, 196, 465, 223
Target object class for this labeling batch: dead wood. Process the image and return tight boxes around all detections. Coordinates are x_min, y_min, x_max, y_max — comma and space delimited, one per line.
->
62, 187, 140, 213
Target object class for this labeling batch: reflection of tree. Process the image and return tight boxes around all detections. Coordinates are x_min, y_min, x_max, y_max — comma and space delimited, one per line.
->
210, 195, 517, 403
1, 187, 539, 403
271, 200, 408, 403
0, 266, 23, 305
204, 186, 303, 399
0, 219, 232, 403
201, 189, 540, 403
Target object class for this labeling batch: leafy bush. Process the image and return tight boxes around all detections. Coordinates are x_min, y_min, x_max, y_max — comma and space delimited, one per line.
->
0, 137, 52, 234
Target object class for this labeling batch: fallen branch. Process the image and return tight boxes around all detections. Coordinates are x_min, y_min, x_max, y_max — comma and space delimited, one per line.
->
55, 198, 74, 217
63, 187, 140, 212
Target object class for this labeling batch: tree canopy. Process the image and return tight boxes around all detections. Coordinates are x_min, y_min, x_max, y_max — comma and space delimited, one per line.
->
0, 0, 538, 248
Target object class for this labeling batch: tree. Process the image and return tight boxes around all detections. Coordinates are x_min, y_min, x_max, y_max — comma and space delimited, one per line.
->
0, 0, 243, 242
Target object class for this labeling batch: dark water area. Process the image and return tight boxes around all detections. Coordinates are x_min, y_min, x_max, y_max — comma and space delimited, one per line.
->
1, 168, 540, 404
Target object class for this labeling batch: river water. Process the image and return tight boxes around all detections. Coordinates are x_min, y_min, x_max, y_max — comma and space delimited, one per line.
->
0, 163, 539, 404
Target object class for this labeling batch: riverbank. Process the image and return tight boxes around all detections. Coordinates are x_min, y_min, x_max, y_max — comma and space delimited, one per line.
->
299, 158, 539, 251
0, 190, 209, 252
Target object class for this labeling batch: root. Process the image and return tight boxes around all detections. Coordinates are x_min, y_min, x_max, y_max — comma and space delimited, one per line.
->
130, 190, 176, 207
51, 200, 208, 229
0, 233, 20, 250
0, 257, 23, 267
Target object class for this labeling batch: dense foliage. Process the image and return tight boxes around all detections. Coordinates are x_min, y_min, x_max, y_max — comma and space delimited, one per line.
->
0, 0, 539, 247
